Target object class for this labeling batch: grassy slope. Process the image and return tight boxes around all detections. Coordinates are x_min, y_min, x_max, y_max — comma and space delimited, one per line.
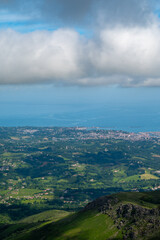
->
114, 190, 160, 206
20, 210, 71, 223
0, 210, 71, 240
1, 191, 160, 240
6, 211, 122, 240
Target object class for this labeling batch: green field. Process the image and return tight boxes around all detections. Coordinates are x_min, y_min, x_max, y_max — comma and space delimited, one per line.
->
1, 127, 160, 227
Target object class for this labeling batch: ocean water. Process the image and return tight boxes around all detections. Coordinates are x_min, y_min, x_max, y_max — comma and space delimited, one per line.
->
0, 102, 160, 132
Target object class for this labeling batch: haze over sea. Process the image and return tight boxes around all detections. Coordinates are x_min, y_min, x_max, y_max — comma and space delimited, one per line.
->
0, 106, 151, 132
1, 1, 160, 133
1, 86, 160, 132
0, 86, 159, 132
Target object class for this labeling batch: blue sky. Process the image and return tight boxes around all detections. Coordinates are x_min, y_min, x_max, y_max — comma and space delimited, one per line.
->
0, 0, 160, 126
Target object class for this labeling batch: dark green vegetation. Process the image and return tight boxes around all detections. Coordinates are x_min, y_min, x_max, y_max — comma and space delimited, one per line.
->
1, 127, 160, 237
1, 191, 160, 240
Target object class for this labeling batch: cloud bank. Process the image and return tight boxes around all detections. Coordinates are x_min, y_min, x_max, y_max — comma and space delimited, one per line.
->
0, 0, 160, 87
1, 24, 160, 87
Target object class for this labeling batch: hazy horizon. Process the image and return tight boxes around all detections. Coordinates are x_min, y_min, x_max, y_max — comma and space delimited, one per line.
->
0, 85, 160, 132
1, 1, 160, 130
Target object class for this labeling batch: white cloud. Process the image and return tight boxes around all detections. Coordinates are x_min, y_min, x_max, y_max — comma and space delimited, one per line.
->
1, 24, 160, 87
0, 29, 85, 84
94, 25, 160, 76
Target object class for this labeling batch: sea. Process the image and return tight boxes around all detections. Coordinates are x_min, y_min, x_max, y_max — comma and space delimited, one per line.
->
0, 102, 160, 132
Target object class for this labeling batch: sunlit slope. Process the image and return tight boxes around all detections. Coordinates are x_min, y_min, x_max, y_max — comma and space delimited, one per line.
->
0, 210, 71, 240
1, 191, 160, 240
5, 211, 122, 240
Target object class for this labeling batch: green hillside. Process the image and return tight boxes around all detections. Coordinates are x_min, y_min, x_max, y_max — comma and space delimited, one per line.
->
1, 191, 160, 240
8, 211, 122, 240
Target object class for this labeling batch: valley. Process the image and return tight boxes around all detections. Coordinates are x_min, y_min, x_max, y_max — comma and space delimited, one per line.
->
0, 127, 160, 224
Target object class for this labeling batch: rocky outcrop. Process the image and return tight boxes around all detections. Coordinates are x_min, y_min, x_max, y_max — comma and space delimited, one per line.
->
83, 195, 119, 212
83, 195, 160, 240
115, 203, 160, 239
116, 203, 160, 219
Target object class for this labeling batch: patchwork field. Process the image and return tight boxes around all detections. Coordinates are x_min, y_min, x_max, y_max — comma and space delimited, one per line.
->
0, 127, 160, 223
